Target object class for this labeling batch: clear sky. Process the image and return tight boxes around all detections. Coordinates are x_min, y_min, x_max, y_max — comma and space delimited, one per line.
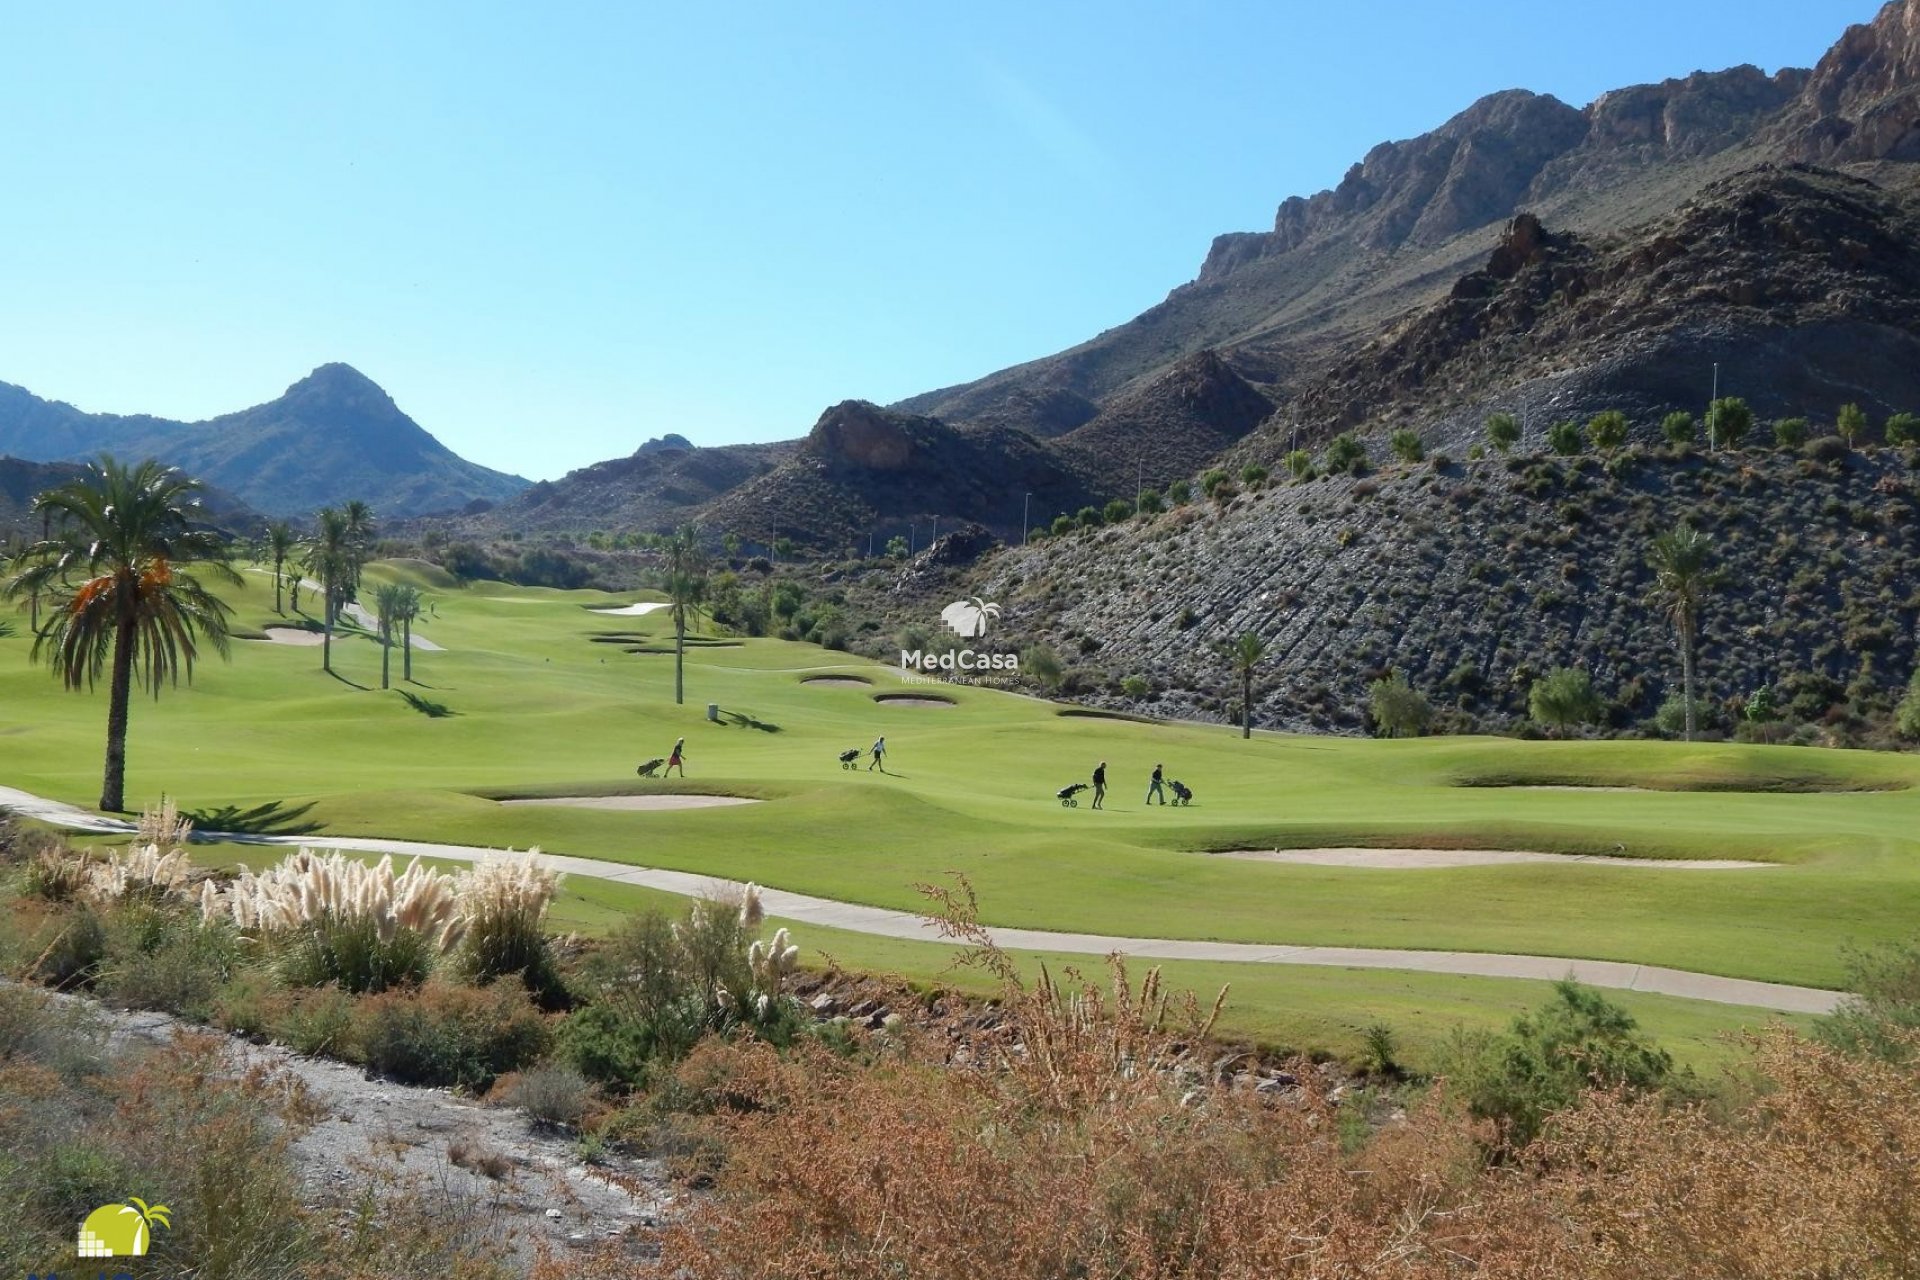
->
0, 1, 1880, 480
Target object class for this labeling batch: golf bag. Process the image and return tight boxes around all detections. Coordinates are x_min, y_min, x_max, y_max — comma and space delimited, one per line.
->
636, 758, 666, 778
1057, 783, 1089, 807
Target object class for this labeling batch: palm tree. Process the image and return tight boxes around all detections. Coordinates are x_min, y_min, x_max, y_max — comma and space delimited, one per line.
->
304, 508, 355, 675
341, 500, 377, 601
263, 520, 297, 614
1224, 631, 1268, 740
1648, 523, 1715, 742
394, 584, 423, 682
665, 523, 710, 705
3, 456, 237, 811
372, 581, 411, 690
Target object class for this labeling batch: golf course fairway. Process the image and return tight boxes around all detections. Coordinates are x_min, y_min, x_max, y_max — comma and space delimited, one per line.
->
5, 561, 1914, 1067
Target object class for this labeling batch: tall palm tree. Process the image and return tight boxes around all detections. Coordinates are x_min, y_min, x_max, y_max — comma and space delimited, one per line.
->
665, 523, 710, 705
304, 508, 355, 675
341, 500, 377, 603
3, 457, 237, 811
395, 584, 423, 682
372, 581, 411, 690
263, 520, 297, 614
1224, 631, 1268, 740
1648, 523, 1715, 742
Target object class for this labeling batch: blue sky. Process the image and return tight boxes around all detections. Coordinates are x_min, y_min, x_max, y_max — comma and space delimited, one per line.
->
0, 2, 1878, 479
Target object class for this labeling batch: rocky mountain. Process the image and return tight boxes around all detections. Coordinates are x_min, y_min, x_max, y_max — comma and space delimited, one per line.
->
1229, 163, 1920, 461
0, 364, 528, 519
698, 401, 1098, 552
898, 0, 1920, 443
450, 435, 795, 539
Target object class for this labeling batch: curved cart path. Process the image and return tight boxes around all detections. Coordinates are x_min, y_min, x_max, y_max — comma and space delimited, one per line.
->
0, 785, 1842, 1015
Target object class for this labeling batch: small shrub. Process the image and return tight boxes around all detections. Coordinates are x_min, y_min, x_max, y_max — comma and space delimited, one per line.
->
1706, 397, 1752, 449
1772, 417, 1810, 448
1076, 505, 1103, 529
1120, 675, 1150, 699
1586, 410, 1628, 453
1806, 434, 1850, 463
1135, 488, 1164, 515
1485, 412, 1520, 453
1240, 463, 1270, 488
28, 905, 108, 988
1436, 980, 1674, 1150
1050, 514, 1075, 537
1661, 410, 1697, 447
1367, 669, 1431, 738
1325, 432, 1368, 475
354, 981, 551, 1090
1165, 479, 1191, 505
506, 1062, 593, 1129
1896, 668, 1920, 741
1103, 498, 1133, 524
1529, 667, 1601, 736
1388, 429, 1424, 463
1819, 939, 1920, 1062
1885, 412, 1920, 447
1838, 401, 1867, 445
1654, 693, 1710, 738
1285, 449, 1313, 480
1362, 1022, 1398, 1076
1546, 420, 1583, 455
1199, 469, 1230, 498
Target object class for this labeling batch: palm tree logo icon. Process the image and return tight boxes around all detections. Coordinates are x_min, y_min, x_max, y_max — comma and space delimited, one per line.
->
939, 597, 1001, 638
77, 1197, 172, 1257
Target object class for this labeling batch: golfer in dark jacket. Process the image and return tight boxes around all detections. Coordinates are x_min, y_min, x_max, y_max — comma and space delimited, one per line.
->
1092, 761, 1107, 809
1146, 763, 1167, 805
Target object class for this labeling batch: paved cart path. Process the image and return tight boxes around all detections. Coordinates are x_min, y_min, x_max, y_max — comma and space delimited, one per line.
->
0, 784, 1842, 1015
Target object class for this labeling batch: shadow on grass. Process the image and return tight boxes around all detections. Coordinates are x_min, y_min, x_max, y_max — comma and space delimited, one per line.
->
720, 710, 782, 733
400, 691, 457, 718
326, 669, 369, 691
183, 800, 322, 837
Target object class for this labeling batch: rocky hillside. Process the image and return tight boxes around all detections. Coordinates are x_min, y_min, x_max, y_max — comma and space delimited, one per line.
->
0, 364, 528, 519
698, 401, 1098, 552
450, 435, 794, 539
898, 1, 1920, 441
1232, 163, 1920, 460
937, 441, 1920, 743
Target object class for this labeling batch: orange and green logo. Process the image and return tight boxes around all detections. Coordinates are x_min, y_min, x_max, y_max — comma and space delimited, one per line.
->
77, 1197, 171, 1258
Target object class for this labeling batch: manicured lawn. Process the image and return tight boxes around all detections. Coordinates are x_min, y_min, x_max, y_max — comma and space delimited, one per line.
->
2, 562, 1913, 1055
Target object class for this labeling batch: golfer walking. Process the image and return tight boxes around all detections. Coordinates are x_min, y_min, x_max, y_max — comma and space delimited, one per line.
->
667, 737, 686, 777
1091, 760, 1107, 809
1146, 762, 1167, 806
868, 735, 887, 772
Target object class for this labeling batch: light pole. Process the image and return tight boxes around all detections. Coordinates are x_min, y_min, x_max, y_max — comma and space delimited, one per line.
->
1022, 492, 1031, 545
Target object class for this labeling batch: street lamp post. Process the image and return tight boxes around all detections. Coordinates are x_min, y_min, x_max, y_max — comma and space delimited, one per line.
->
1022, 492, 1031, 545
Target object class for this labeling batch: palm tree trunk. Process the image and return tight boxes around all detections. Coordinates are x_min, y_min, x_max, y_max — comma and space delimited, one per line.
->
1242, 668, 1252, 739
322, 595, 334, 674
402, 616, 413, 681
101, 617, 135, 812
675, 611, 686, 705
273, 556, 284, 613
1681, 615, 1697, 743
380, 626, 391, 689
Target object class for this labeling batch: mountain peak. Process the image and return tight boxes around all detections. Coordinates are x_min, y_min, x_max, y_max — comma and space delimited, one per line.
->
281, 363, 397, 412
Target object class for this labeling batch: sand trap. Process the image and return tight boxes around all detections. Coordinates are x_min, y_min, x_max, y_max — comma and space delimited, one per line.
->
333, 602, 444, 650
590, 602, 670, 616
256, 627, 325, 646
803, 676, 873, 688
1212, 847, 1772, 871
500, 794, 761, 811
874, 694, 956, 707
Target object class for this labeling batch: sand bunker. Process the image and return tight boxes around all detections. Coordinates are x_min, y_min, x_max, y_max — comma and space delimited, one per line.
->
590, 602, 671, 617
873, 694, 956, 707
257, 627, 325, 647
336, 602, 445, 650
501, 795, 760, 811
802, 676, 873, 688
1212, 847, 1771, 871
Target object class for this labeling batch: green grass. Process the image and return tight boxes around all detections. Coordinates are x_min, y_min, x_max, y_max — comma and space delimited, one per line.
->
3, 561, 1914, 1057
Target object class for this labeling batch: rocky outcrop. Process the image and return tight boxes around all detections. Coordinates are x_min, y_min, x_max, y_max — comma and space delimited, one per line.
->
1260, 164, 1920, 448
1056, 351, 1275, 488
1778, 0, 1920, 161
